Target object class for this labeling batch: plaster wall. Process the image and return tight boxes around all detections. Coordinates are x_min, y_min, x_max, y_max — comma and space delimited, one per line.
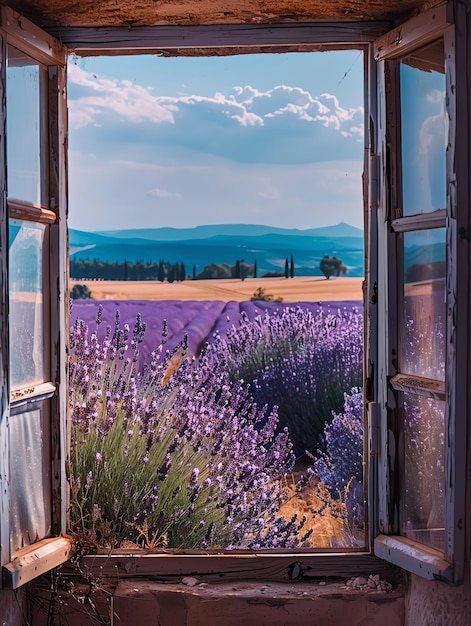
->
0, 588, 27, 625
405, 573, 471, 626
24, 570, 471, 625
112, 580, 405, 626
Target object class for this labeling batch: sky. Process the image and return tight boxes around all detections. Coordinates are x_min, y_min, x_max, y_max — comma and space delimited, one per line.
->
67, 50, 365, 232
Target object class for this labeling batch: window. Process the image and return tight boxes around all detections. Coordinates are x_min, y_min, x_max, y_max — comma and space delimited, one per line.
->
373, 6, 466, 583
0, 0, 467, 590
0, 8, 71, 588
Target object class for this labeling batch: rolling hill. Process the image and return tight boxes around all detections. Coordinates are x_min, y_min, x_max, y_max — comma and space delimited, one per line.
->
70, 222, 365, 278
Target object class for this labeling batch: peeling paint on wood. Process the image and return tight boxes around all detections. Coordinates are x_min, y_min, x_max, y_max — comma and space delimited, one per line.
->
49, 22, 390, 57
48, 58, 68, 538
0, 31, 9, 573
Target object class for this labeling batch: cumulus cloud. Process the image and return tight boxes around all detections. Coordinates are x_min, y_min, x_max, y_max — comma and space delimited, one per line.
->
68, 62, 364, 165
68, 64, 176, 128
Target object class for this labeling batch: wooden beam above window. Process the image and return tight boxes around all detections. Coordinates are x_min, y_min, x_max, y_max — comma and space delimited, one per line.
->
48, 22, 390, 56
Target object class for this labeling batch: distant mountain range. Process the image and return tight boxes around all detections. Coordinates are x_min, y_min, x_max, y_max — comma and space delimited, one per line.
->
93, 222, 364, 242
70, 222, 366, 278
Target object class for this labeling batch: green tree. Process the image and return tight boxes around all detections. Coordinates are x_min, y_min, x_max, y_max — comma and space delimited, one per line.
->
319, 255, 347, 279
197, 263, 233, 279
168, 264, 176, 283
70, 284, 92, 300
284, 258, 289, 278
158, 261, 165, 283
253, 259, 257, 279
239, 259, 251, 282
290, 255, 294, 278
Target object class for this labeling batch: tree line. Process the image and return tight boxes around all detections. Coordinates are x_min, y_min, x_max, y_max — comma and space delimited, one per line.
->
70, 257, 295, 282
71, 253, 346, 282
70, 258, 186, 282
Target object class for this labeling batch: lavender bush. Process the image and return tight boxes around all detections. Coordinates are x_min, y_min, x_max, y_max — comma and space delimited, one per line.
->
69, 306, 308, 549
313, 387, 364, 539
207, 304, 363, 459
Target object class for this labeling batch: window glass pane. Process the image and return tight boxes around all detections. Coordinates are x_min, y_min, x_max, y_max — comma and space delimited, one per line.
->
9, 219, 47, 389
402, 228, 446, 380
400, 392, 445, 552
400, 42, 446, 216
6, 46, 44, 205
9, 401, 51, 552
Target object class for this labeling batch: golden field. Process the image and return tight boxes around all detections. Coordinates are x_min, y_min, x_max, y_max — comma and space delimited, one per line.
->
70, 276, 363, 302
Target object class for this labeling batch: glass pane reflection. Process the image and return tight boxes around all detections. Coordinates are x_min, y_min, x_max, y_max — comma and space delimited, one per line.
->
400, 48, 446, 216
9, 219, 46, 389
10, 401, 51, 552
401, 392, 445, 552
6, 46, 44, 205
402, 229, 446, 380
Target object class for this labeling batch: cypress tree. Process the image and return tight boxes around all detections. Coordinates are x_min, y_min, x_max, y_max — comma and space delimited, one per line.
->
284, 257, 289, 278
290, 254, 294, 278
158, 261, 165, 283
253, 259, 257, 279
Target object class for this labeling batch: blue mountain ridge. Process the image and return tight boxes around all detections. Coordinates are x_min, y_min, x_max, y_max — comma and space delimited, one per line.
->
92, 221, 364, 242
70, 223, 366, 277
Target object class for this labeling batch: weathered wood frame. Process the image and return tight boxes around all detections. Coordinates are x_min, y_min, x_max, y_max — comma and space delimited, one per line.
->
51, 21, 390, 57
0, 7, 72, 589
2, 0, 467, 590
373, 2, 468, 584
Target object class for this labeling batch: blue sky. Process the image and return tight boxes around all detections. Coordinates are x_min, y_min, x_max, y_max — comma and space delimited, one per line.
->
67, 51, 365, 232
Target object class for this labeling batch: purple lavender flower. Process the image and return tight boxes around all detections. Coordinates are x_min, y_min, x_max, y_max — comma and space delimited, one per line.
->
313, 387, 364, 537
206, 303, 363, 459
69, 309, 302, 549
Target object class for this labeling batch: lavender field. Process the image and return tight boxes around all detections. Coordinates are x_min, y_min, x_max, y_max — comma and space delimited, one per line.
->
69, 298, 364, 549
70, 298, 362, 364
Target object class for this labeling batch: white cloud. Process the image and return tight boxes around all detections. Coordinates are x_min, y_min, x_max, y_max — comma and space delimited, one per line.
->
147, 188, 181, 199
68, 63, 363, 146
68, 63, 176, 128
427, 89, 445, 104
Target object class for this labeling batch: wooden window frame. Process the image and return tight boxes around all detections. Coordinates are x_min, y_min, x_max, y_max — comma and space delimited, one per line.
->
1, 0, 467, 589
372, 3, 468, 584
0, 7, 71, 589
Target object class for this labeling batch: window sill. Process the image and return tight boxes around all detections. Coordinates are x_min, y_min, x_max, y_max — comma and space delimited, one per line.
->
10, 381, 56, 409
79, 549, 398, 583
3, 536, 73, 589
374, 534, 453, 582
111, 579, 406, 626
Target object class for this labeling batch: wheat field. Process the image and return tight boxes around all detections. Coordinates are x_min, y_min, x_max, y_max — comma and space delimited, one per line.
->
70, 276, 363, 302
